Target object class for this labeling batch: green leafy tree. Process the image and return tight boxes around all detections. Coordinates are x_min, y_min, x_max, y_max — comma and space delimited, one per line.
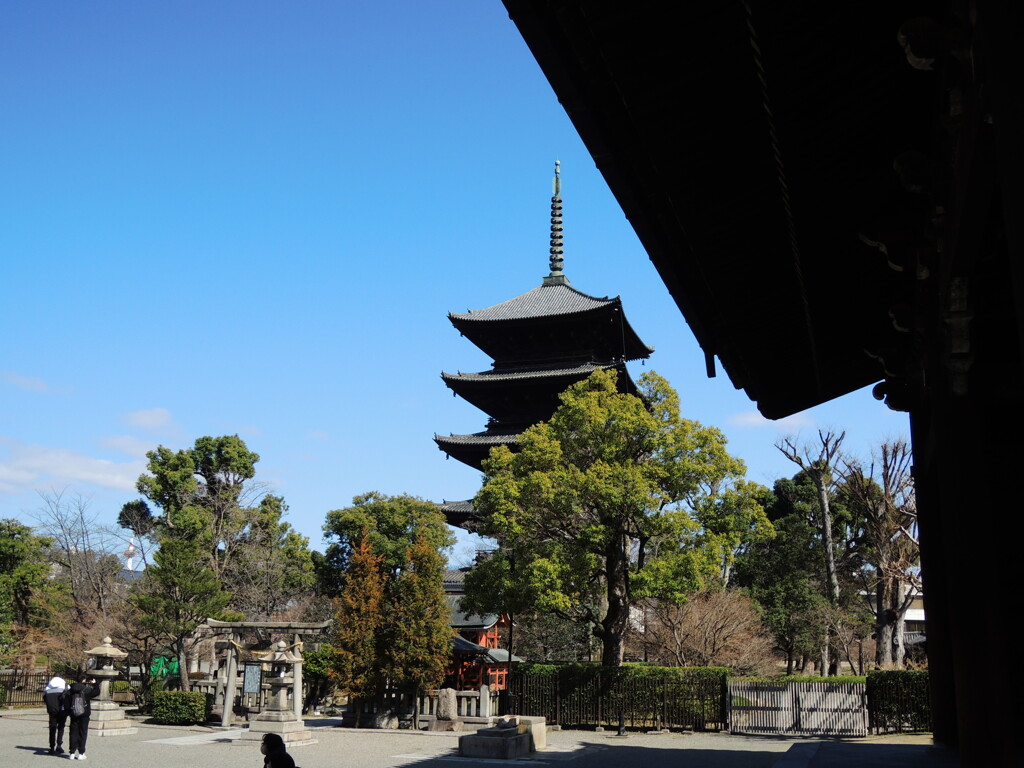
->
735, 511, 827, 674
135, 435, 261, 581
692, 479, 774, 587
464, 369, 751, 666
0, 519, 61, 666
321, 492, 454, 594
129, 435, 312, 619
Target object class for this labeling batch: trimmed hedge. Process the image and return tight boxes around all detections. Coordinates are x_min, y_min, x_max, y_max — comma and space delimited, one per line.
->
736, 675, 867, 684
152, 691, 209, 725
866, 669, 930, 733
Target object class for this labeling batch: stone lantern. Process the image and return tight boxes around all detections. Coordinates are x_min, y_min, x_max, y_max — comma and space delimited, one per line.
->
83, 637, 137, 736
243, 641, 315, 747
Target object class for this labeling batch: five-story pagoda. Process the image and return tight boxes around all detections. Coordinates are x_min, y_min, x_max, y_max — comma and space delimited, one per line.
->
436, 163, 653, 530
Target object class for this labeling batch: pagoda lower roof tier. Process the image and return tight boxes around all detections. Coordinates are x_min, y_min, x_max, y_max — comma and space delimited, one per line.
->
439, 499, 481, 531
441, 361, 637, 422
449, 283, 652, 365
434, 427, 522, 471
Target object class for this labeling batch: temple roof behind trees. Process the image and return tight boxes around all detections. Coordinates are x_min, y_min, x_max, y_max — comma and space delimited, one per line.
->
441, 361, 636, 424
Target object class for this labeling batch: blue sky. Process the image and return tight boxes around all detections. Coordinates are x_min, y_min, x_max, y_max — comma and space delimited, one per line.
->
0, 1, 909, 563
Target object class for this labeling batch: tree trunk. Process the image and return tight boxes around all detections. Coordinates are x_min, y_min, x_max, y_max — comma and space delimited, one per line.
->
177, 638, 191, 692
600, 538, 630, 666
894, 618, 906, 668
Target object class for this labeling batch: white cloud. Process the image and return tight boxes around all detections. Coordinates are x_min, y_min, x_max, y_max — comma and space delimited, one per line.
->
727, 410, 816, 429
3, 371, 50, 392
0, 438, 143, 495
98, 435, 156, 458
124, 407, 173, 430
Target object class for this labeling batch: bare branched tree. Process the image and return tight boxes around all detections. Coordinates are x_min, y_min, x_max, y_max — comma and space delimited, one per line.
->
639, 591, 776, 674
841, 439, 919, 667
31, 489, 123, 624
776, 431, 847, 674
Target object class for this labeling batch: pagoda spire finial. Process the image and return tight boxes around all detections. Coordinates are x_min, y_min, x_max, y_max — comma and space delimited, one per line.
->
543, 160, 570, 286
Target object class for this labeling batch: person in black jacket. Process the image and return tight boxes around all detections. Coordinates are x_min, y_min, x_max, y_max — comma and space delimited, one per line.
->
67, 678, 99, 760
260, 733, 295, 768
42, 676, 68, 754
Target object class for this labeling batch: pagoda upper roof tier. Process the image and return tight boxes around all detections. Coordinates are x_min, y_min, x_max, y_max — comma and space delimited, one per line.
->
449, 283, 653, 365
450, 282, 613, 322
440, 361, 637, 423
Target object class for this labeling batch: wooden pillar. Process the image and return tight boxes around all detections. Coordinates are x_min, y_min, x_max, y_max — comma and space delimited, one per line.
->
220, 633, 238, 728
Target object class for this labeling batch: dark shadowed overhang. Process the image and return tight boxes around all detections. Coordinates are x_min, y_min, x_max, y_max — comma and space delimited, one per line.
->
503, 0, 936, 418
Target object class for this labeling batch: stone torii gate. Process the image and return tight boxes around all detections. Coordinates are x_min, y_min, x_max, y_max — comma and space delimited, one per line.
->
204, 619, 331, 728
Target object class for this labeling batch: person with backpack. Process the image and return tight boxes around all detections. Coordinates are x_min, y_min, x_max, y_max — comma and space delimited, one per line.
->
42, 676, 69, 755
66, 677, 98, 760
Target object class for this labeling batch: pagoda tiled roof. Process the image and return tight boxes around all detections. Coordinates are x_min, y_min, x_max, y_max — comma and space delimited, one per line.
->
441, 361, 607, 384
440, 499, 481, 530
435, 428, 522, 447
450, 282, 618, 323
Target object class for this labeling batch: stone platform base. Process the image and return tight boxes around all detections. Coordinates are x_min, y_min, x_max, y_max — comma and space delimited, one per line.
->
459, 716, 547, 759
241, 718, 316, 747
460, 732, 531, 759
89, 702, 138, 737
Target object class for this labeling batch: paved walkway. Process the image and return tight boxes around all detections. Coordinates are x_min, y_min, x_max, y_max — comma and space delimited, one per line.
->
1, 709, 957, 768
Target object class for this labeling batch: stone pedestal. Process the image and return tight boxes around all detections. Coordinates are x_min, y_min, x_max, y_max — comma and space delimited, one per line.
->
240, 672, 315, 747
459, 715, 547, 759
88, 700, 138, 737
245, 716, 316, 747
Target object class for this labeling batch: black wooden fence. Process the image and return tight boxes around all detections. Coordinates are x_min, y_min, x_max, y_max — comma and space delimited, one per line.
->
507, 668, 727, 731
0, 671, 51, 707
1, 671, 144, 708
866, 670, 932, 734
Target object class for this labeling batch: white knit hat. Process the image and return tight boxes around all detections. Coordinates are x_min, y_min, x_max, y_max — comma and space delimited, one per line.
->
45, 676, 66, 693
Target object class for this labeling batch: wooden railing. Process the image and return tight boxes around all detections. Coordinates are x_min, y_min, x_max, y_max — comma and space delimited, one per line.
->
418, 686, 499, 720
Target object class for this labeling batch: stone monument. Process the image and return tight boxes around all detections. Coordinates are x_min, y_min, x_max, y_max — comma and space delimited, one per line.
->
241, 641, 315, 747
84, 637, 137, 736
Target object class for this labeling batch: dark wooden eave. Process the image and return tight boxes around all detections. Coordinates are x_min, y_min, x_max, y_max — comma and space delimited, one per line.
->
441, 361, 637, 422
502, 0, 935, 418
450, 282, 653, 365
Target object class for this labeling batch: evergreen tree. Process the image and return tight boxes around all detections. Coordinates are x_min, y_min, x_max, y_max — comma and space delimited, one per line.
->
130, 537, 233, 691
387, 533, 450, 725
324, 495, 452, 726
330, 532, 384, 726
